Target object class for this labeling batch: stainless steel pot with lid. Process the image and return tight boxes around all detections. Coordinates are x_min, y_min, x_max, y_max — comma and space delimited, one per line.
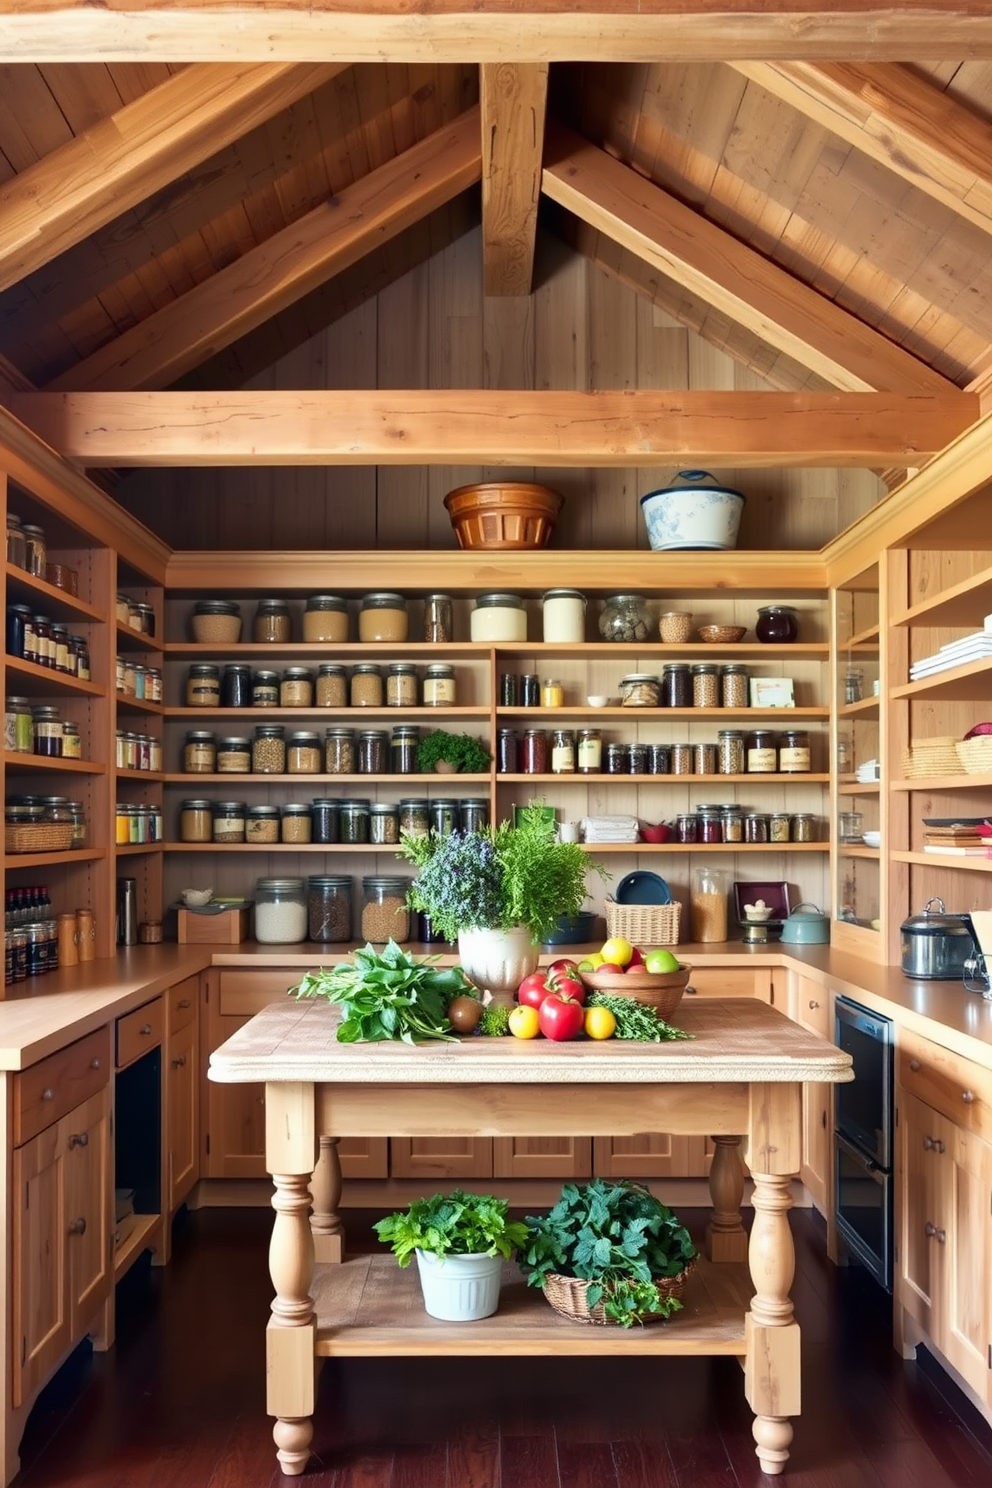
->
900, 897, 975, 980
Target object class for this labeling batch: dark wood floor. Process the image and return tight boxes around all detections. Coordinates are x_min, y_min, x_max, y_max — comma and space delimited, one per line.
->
14, 1206, 992, 1488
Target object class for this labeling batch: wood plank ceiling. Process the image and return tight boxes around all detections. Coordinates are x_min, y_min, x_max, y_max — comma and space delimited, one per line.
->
3, 21, 992, 482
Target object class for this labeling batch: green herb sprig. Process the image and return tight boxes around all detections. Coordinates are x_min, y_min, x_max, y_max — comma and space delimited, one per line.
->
587, 991, 692, 1043
374, 1190, 528, 1268
478, 1004, 511, 1037
291, 940, 472, 1043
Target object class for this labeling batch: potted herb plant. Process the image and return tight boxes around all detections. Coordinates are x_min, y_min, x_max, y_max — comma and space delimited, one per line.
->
374, 1189, 528, 1321
416, 729, 491, 774
400, 804, 607, 1004
519, 1178, 698, 1328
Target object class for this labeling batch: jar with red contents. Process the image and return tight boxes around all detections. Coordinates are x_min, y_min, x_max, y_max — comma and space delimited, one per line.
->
521, 729, 549, 774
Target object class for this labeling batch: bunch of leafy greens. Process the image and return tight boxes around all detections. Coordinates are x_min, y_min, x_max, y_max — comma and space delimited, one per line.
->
416, 729, 491, 774
587, 991, 692, 1043
374, 1190, 529, 1267
400, 803, 607, 944
291, 940, 472, 1043
478, 1004, 511, 1037
520, 1178, 698, 1328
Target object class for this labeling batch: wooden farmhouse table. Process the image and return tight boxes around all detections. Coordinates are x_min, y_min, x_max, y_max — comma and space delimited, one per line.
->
209, 996, 852, 1478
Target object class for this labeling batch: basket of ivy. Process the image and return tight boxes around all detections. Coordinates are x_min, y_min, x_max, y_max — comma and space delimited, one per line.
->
519, 1178, 697, 1328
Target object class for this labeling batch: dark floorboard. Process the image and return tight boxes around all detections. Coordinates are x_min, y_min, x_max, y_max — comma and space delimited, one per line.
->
13, 1206, 992, 1488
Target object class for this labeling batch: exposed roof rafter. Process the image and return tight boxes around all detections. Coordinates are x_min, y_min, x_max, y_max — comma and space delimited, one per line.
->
481, 62, 548, 296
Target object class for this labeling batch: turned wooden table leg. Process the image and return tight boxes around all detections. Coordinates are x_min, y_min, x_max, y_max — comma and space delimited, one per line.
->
266, 1084, 317, 1478
310, 1135, 345, 1263
706, 1134, 748, 1263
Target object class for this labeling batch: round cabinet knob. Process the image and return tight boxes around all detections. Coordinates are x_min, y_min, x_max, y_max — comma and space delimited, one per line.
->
962, 1090, 975, 1104
140, 1024, 152, 1036
684, 985, 697, 995
923, 1136, 934, 1150
68, 1217, 86, 1236
172, 1055, 186, 1069
936, 1227, 946, 1244
935, 1140, 945, 1155
925, 1221, 937, 1238
41, 1087, 55, 1102
909, 1059, 921, 1072
90, 1057, 102, 1070
68, 1132, 89, 1149
809, 999, 820, 1010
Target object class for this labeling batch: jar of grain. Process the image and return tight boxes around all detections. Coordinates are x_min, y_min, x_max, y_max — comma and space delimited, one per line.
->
311, 799, 340, 844
252, 670, 280, 707
497, 728, 519, 773
692, 664, 719, 709
254, 878, 307, 944
303, 595, 349, 643
351, 664, 384, 708
280, 803, 312, 844
423, 663, 456, 707
627, 742, 648, 774
541, 678, 564, 708
136, 603, 156, 636
280, 667, 314, 707
308, 876, 353, 942
361, 876, 410, 944
744, 812, 770, 844
180, 799, 213, 843
316, 664, 347, 708
212, 800, 246, 843
357, 730, 388, 774
542, 589, 586, 643
325, 727, 356, 774
693, 742, 716, 775
391, 725, 419, 774
287, 731, 321, 773
690, 866, 728, 943
191, 600, 242, 643
126, 600, 143, 632
359, 593, 408, 643
670, 743, 693, 775
659, 610, 692, 643
769, 812, 791, 844
620, 673, 660, 707
22, 524, 47, 577
369, 803, 400, 844
470, 593, 527, 643
721, 663, 749, 708
216, 736, 251, 773
521, 729, 549, 774
647, 743, 671, 774
721, 805, 744, 843
253, 598, 292, 643
186, 664, 220, 707
339, 799, 370, 844
661, 663, 691, 708
6, 515, 26, 570
398, 799, 429, 838
246, 805, 280, 844
423, 594, 453, 643
386, 663, 418, 708
717, 729, 745, 775
252, 724, 286, 774
791, 813, 815, 843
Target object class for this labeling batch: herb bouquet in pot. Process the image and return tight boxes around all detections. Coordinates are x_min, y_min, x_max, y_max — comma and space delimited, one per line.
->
400, 804, 607, 1006
374, 1189, 528, 1321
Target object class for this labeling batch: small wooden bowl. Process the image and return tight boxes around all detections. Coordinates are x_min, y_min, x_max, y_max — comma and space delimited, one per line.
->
578, 965, 691, 1020
443, 481, 563, 549
697, 624, 747, 644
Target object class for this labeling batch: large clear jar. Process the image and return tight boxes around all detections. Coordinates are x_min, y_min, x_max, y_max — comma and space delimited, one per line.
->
350, 664, 384, 707
186, 664, 220, 707
179, 799, 213, 843
303, 595, 349, 643
280, 803, 312, 844
619, 673, 659, 708
691, 664, 719, 708
423, 664, 456, 707
216, 736, 251, 773
661, 663, 691, 708
252, 724, 286, 774
423, 594, 453, 643
212, 800, 246, 843
391, 725, 419, 774
359, 593, 408, 643
470, 592, 527, 643
254, 877, 307, 944
325, 727, 356, 774
311, 799, 340, 844
246, 805, 280, 843
721, 663, 749, 708
308, 875, 353, 942
551, 728, 576, 774
369, 803, 400, 844
358, 729, 388, 774
599, 594, 650, 643
191, 599, 241, 643
315, 664, 348, 708
717, 729, 744, 775
287, 731, 321, 773
386, 663, 418, 708
280, 668, 313, 707
339, 799, 370, 844
690, 866, 729, 943
398, 799, 430, 838
361, 876, 411, 944
6, 513, 26, 569
253, 598, 292, 643
22, 524, 46, 577
542, 588, 586, 643
252, 670, 280, 707
577, 728, 602, 774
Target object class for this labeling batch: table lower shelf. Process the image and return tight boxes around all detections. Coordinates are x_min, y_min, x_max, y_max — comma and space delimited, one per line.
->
310, 1253, 751, 1358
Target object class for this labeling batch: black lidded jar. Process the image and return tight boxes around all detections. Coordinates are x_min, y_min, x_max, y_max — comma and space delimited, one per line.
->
755, 605, 800, 643
221, 663, 253, 708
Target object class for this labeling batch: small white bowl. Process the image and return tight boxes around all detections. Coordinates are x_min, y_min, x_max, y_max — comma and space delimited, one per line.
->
862, 831, 881, 848
181, 887, 214, 908
743, 904, 774, 922
586, 695, 610, 708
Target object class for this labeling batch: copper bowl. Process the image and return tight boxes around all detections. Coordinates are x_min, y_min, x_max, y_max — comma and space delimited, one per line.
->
577, 965, 691, 1020
443, 481, 563, 549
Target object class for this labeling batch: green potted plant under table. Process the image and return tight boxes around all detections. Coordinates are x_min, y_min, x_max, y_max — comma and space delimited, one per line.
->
374, 1190, 529, 1321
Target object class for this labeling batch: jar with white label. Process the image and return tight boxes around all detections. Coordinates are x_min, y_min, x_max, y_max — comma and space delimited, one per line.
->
212, 801, 246, 843
779, 729, 811, 773
746, 729, 777, 773
470, 593, 527, 643
423, 663, 456, 706
542, 589, 586, 643
551, 728, 576, 774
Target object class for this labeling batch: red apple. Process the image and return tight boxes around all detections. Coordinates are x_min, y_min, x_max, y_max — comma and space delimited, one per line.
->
538, 991, 585, 1041
548, 957, 579, 978
517, 971, 552, 1009
547, 968, 586, 1003
597, 962, 624, 975
628, 946, 645, 968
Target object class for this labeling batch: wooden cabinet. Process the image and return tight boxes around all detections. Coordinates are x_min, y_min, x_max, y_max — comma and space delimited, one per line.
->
794, 976, 832, 1214
166, 976, 200, 1211
390, 1137, 493, 1181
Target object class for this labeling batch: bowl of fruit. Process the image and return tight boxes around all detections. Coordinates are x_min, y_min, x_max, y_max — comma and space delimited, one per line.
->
576, 938, 691, 1019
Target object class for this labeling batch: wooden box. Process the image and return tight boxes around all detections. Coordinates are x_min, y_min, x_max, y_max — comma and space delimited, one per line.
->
177, 906, 251, 945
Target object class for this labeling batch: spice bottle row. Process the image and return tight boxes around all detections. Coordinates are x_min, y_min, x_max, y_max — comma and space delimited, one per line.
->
499, 663, 756, 709
7, 608, 91, 676
115, 804, 164, 845
666, 805, 820, 845
183, 661, 459, 709
117, 657, 163, 701
180, 724, 486, 776
177, 795, 490, 845
6, 697, 83, 759
496, 727, 813, 776
4, 885, 96, 983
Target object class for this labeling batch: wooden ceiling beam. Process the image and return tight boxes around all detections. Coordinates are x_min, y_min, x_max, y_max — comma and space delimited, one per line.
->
541, 123, 954, 398
47, 108, 482, 392
0, 62, 349, 296
4, 4, 992, 63
732, 62, 992, 239
10, 389, 977, 468
481, 63, 548, 296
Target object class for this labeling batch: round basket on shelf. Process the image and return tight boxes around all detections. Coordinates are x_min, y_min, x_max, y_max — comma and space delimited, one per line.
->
542, 1263, 695, 1325
443, 481, 562, 549
577, 964, 691, 1020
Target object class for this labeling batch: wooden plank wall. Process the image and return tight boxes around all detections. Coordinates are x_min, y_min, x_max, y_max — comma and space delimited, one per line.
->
119, 226, 884, 551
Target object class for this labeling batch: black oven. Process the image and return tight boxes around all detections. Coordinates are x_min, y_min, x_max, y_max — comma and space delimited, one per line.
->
834, 997, 894, 1290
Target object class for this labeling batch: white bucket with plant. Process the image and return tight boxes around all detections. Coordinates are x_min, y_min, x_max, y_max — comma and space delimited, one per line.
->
374, 1190, 529, 1321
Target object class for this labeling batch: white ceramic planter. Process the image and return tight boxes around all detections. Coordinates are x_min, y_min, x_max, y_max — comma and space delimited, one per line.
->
414, 1249, 504, 1321
457, 924, 539, 1008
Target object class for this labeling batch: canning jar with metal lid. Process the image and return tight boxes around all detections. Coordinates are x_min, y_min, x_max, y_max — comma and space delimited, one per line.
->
303, 595, 349, 643
6, 604, 31, 658
369, 803, 400, 844
5, 696, 32, 754
769, 812, 791, 843
670, 743, 693, 775
521, 673, 539, 706
744, 812, 770, 844
398, 799, 429, 838
252, 724, 286, 774
391, 725, 419, 774
717, 729, 745, 775
470, 592, 527, 643
755, 605, 799, 643
351, 663, 384, 708
66, 800, 87, 849
361, 876, 411, 944
627, 742, 648, 775
253, 598, 292, 643
71, 635, 90, 681
32, 706, 63, 757
779, 728, 810, 773
186, 664, 220, 707
423, 593, 453, 644
692, 663, 719, 709
217, 736, 251, 772
144, 666, 162, 701
252, 669, 280, 707
280, 803, 312, 844
135, 602, 156, 636
693, 742, 716, 775
246, 805, 280, 843
220, 663, 252, 708
387, 663, 419, 708
551, 728, 576, 774
287, 731, 321, 773
542, 678, 564, 708
358, 592, 408, 643
51, 625, 71, 673
647, 743, 671, 774
358, 729, 388, 774
661, 663, 691, 708
521, 729, 549, 774
32, 615, 54, 667
460, 799, 490, 833
698, 807, 723, 843
620, 673, 660, 708
721, 805, 744, 843
315, 664, 347, 708
604, 742, 627, 774
180, 799, 213, 843
325, 727, 356, 774
577, 728, 602, 773
308, 876, 353, 942
339, 799, 370, 844
542, 588, 587, 644
280, 667, 314, 708
191, 599, 242, 643
791, 812, 815, 842
675, 813, 698, 843
254, 878, 307, 944
21, 524, 46, 577
212, 800, 247, 843
423, 663, 456, 707
429, 799, 459, 836
599, 594, 650, 643
745, 728, 777, 773
311, 799, 340, 844
6, 513, 25, 569
497, 728, 519, 774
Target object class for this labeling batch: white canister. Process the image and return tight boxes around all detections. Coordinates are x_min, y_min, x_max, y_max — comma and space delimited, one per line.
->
542, 588, 586, 643
470, 593, 527, 643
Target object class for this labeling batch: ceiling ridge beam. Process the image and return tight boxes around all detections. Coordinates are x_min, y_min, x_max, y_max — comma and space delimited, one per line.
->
10, 388, 977, 468
0, 61, 349, 296
47, 107, 482, 393
540, 121, 954, 398
481, 62, 549, 296
732, 61, 992, 239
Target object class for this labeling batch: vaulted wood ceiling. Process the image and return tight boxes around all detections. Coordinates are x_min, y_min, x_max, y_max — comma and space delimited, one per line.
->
4, 6, 992, 483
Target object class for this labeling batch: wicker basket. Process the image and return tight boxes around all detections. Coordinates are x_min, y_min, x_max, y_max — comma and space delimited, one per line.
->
956, 736, 992, 774
542, 1262, 695, 1326
604, 897, 681, 946
443, 481, 562, 549
5, 822, 74, 854
901, 737, 963, 779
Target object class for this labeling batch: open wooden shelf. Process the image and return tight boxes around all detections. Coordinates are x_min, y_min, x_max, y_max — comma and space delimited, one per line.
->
891, 656, 992, 702
891, 850, 992, 873
114, 1213, 161, 1282
496, 706, 830, 722
836, 696, 879, 719
497, 772, 829, 785
3, 752, 105, 775
5, 562, 105, 623
5, 656, 104, 699
890, 772, 992, 791
163, 706, 491, 721
844, 623, 880, 648
115, 621, 163, 654
3, 847, 105, 869
892, 563, 992, 630
161, 772, 492, 785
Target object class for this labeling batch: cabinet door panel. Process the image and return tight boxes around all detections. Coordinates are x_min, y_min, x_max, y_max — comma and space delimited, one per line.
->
168, 1020, 199, 1208
682, 969, 759, 1000
204, 1011, 266, 1179
801, 1083, 831, 1214
936, 1112, 992, 1399
12, 1123, 69, 1409
593, 1132, 696, 1179
492, 1136, 592, 1180
898, 1091, 939, 1335
338, 1138, 388, 1180
389, 1138, 493, 1180
65, 1088, 112, 1337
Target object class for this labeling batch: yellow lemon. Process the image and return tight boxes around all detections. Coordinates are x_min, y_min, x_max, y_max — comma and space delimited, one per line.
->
584, 1007, 617, 1040
600, 936, 633, 968
508, 1004, 541, 1039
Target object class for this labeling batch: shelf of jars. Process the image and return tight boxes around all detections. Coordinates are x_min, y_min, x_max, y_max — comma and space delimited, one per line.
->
492, 642, 831, 661
4, 752, 105, 776
837, 697, 879, 720
5, 563, 105, 624
116, 696, 165, 716
115, 620, 164, 654
117, 767, 165, 783
160, 840, 827, 855
495, 772, 830, 785
162, 773, 492, 786
165, 641, 493, 658
164, 706, 491, 721
3, 847, 105, 871
494, 706, 830, 722
6, 656, 103, 699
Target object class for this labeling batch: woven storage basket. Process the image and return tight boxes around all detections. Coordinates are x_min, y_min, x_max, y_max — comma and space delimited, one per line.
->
5, 822, 74, 854
604, 898, 680, 946
956, 736, 992, 773
443, 481, 562, 549
542, 1262, 695, 1326
901, 737, 963, 778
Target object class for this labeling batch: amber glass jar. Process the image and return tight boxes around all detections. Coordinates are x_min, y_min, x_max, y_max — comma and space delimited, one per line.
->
746, 729, 777, 773
253, 598, 292, 643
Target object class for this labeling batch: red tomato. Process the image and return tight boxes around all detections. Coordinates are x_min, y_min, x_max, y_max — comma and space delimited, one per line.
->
546, 968, 586, 1004
517, 970, 552, 1009
548, 957, 579, 978
538, 991, 585, 1041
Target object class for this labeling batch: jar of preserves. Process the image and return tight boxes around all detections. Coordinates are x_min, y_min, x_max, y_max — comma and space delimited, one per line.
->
212, 800, 247, 843
280, 803, 313, 844
311, 799, 340, 844
470, 592, 527, 643
5, 696, 32, 754
769, 812, 791, 844
339, 799, 371, 844
791, 813, 815, 843
661, 663, 691, 708
387, 663, 418, 708
599, 594, 650, 643
391, 725, 419, 774
22, 523, 46, 577
604, 742, 628, 774
460, 799, 490, 833
755, 605, 800, 643
216, 736, 250, 773
180, 799, 213, 843
551, 728, 576, 774
744, 812, 770, 844
254, 878, 307, 944
358, 729, 388, 774
308, 876, 353, 942
720, 663, 749, 708
717, 729, 744, 775
423, 663, 456, 707
670, 742, 693, 775
359, 592, 408, 643
541, 678, 564, 708
186, 664, 220, 707
542, 588, 586, 643
252, 724, 286, 774
52, 625, 71, 673
627, 742, 648, 775
252, 670, 280, 707
315, 664, 347, 708
692, 742, 716, 775
398, 799, 429, 838
361, 876, 410, 944
369, 803, 400, 844
423, 593, 453, 644
698, 807, 723, 844
6, 605, 30, 658
497, 728, 519, 773
325, 727, 356, 774
72, 635, 90, 681
577, 728, 602, 773
303, 595, 349, 643
675, 813, 698, 844
33, 615, 54, 667
779, 728, 810, 773
32, 706, 63, 757
620, 674, 660, 707
691, 663, 719, 709
745, 728, 777, 773
351, 663, 384, 707
429, 799, 459, 836
253, 598, 292, 643
287, 731, 322, 773
647, 743, 671, 774
280, 667, 314, 708
521, 729, 549, 774
246, 805, 280, 843
721, 805, 744, 843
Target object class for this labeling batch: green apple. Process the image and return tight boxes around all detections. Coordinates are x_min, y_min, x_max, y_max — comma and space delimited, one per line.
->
644, 948, 681, 974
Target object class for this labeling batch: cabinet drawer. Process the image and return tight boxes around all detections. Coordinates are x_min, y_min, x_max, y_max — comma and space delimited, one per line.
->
219, 969, 300, 1017
798, 985, 830, 1039
898, 1028, 992, 1143
117, 997, 164, 1069
682, 968, 759, 999
168, 976, 199, 1034
13, 1027, 110, 1147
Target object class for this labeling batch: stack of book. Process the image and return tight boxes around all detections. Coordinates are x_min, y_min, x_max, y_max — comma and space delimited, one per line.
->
922, 824, 992, 856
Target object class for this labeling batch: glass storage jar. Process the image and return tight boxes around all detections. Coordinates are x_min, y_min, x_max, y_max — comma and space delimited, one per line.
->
315, 664, 348, 708
252, 669, 280, 707
369, 803, 400, 844
599, 594, 650, 643
720, 663, 749, 708
661, 663, 691, 708
755, 605, 800, 643
387, 663, 418, 708
280, 803, 312, 844
691, 664, 719, 708
308, 876, 353, 942
179, 800, 213, 843
521, 729, 549, 774
744, 812, 770, 844
670, 742, 693, 775
692, 742, 716, 775
398, 799, 429, 838
66, 800, 88, 849
769, 812, 791, 843
325, 727, 356, 774
691, 866, 729, 943
721, 805, 744, 843
746, 728, 777, 773
361, 876, 410, 944
186, 664, 220, 707
675, 813, 698, 843
252, 724, 286, 774
358, 729, 388, 774
542, 589, 586, 643
303, 595, 349, 643
359, 593, 408, 643
5, 696, 33, 754
6, 513, 25, 569
246, 805, 280, 843
717, 729, 745, 775
351, 663, 384, 707
429, 799, 459, 837
216, 736, 250, 773
577, 728, 602, 773
460, 799, 490, 833
287, 731, 321, 773
254, 878, 307, 944
339, 799, 370, 844
647, 743, 671, 774
779, 728, 810, 773
620, 674, 660, 707
541, 678, 564, 708
22, 524, 46, 577
191, 599, 242, 643
423, 593, 453, 644
497, 728, 519, 774
627, 742, 648, 774
280, 668, 314, 707
844, 668, 864, 704
253, 598, 292, 643
697, 807, 723, 844
521, 674, 540, 706
144, 666, 162, 702
791, 812, 815, 842
212, 800, 246, 843
499, 672, 518, 706
311, 799, 340, 844
32, 706, 63, 757
551, 728, 576, 774
391, 725, 419, 774
423, 663, 456, 706
71, 635, 90, 681
470, 592, 527, 643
